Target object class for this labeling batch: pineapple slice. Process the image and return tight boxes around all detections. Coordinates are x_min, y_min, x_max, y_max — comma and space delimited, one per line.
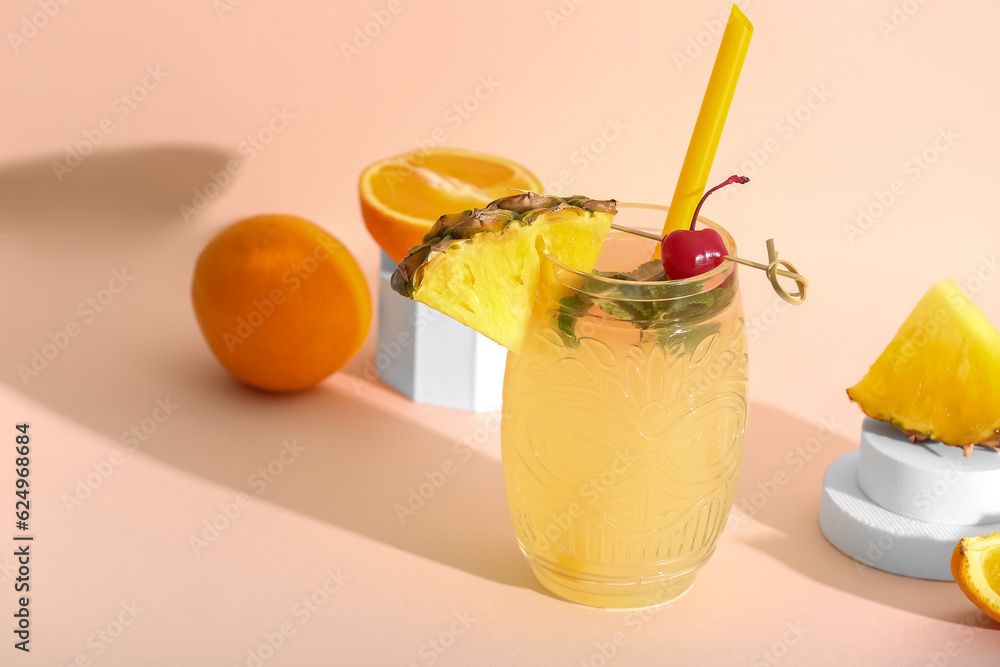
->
847, 279, 1000, 456
391, 192, 615, 352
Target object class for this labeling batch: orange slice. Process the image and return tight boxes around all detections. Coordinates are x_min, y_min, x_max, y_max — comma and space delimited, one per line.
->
951, 533, 1000, 623
359, 147, 542, 263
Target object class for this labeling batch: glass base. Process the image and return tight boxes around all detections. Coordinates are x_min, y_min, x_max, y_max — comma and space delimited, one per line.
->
528, 559, 697, 609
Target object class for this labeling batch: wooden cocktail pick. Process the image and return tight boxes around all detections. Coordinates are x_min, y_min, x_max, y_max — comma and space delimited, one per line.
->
505, 189, 808, 305
609, 220, 807, 305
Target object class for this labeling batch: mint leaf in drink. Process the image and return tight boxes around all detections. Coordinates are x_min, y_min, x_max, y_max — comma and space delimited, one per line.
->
593, 270, 632, 282
553, 267, 732, 348
625, 259, 667, 282
557, 294, 591, 348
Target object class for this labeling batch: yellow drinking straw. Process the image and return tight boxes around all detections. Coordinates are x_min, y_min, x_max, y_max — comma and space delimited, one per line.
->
662, 5, 753, 235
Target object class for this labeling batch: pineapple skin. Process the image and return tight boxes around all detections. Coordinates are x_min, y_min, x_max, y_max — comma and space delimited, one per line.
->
847, 279, 1000, 456
390, 193, 616, 352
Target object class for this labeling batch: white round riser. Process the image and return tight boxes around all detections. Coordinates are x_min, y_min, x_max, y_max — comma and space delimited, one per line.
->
820, 451, 1000, 581
858, 418, 1000, 525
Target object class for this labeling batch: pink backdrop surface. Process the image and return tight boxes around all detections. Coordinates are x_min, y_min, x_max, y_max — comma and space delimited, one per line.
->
2, 0, 999, 664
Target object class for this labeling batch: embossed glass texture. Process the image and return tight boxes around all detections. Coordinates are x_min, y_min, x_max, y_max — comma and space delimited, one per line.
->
501, 218, 749, 608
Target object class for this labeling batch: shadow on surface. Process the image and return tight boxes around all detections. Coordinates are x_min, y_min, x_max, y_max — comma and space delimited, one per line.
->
0, 144, 234, 229
735, 403, 1000, 627
0, 143, 539, 591
145, 354, 539, 591
3, 306, 537, 591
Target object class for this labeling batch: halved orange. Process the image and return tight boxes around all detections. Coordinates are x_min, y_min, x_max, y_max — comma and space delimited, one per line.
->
951, 533, 1000, 623
359, 147, 542, 263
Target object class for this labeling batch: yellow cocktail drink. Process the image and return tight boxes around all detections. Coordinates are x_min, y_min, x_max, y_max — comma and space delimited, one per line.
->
501, 218, 748, 608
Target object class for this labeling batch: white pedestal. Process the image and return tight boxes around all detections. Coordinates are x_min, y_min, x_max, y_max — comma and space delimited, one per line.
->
858, 418, 1000, 525
376, 252, 507, 412
820, 419, 1000, 581
818, 451, 1000, 581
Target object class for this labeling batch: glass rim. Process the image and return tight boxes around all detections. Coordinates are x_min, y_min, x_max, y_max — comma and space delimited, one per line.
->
540, 203, 738, 298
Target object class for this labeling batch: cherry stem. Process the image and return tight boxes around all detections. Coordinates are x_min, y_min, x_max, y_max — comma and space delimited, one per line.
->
689, 175, 750, 231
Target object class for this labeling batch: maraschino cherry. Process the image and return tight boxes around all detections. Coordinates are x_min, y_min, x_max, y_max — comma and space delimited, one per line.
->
660, 175, 749, 279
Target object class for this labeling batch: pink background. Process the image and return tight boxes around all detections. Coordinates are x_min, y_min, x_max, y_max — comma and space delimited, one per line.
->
2, 0, 1000, 664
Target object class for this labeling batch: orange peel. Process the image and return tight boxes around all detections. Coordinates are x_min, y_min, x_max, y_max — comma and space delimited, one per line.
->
951, 533, 1000, 624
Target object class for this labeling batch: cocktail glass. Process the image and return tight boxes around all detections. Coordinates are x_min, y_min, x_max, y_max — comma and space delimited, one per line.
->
500, 205, 749, 608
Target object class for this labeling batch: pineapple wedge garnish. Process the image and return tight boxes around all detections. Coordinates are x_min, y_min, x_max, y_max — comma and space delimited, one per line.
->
391, 192, 615, 352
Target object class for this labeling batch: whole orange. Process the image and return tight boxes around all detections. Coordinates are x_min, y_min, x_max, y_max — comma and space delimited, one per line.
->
192, 214, 371, 391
